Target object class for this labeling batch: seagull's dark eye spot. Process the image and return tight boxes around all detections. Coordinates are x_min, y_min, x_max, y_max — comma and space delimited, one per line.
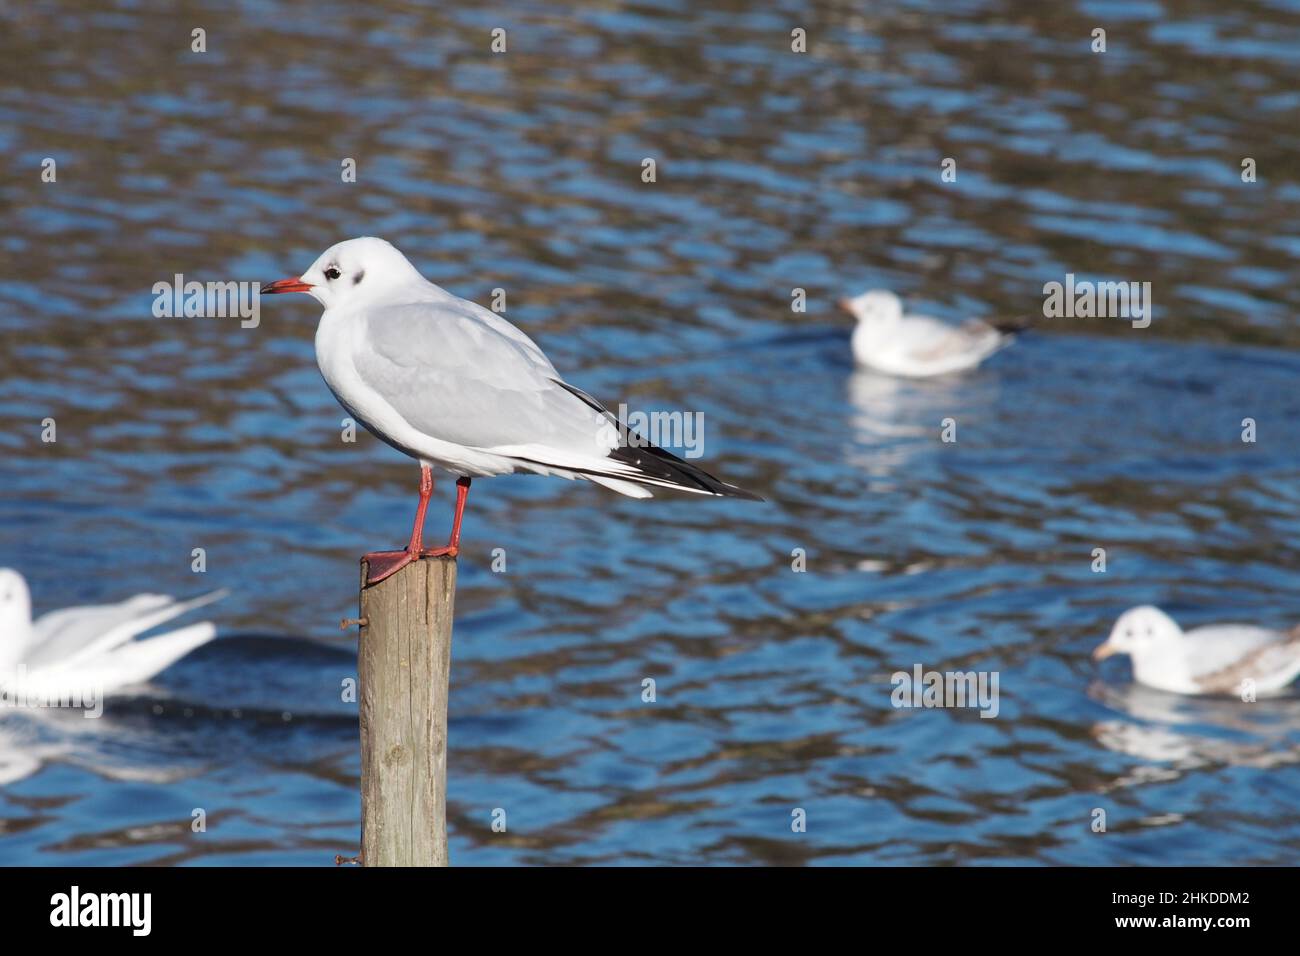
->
325, 267, 341, 280
353, 269, 365, 286
1124, 628, 1133, 638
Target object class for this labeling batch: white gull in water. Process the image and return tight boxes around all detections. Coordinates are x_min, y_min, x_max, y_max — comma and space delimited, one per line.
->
840, 289, 1020, 377
1093, 605, 1300, 696
262, 237, 761, 584
0, 569, 224, 698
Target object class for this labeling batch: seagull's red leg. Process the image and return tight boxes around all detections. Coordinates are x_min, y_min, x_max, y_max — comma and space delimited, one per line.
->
407, 464, 434, 552
364, 465, 434, 585
451, 477, 471, 549
418, 476, 470, 558
449, 476, 471, 551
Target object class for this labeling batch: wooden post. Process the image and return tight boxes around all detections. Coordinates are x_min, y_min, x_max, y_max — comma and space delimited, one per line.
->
357, 555, 456, 866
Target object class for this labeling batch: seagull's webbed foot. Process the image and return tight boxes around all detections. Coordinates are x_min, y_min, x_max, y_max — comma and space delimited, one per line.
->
416, 545, 459, 559
363, 546, 460, 586
362, 549, 415, 585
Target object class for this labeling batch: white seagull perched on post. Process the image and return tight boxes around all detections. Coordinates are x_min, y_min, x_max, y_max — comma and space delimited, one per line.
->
1093, 605, 1300, 696
840, 289, 1023, 377
262, 237, 761, 584
0, 569, 225, 697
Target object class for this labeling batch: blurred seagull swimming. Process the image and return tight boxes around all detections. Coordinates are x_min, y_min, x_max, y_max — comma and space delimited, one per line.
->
0, 569, 225, 698
262, 237, 761, 584
1093, 605, 1300, 696
840, 289, 1021, 377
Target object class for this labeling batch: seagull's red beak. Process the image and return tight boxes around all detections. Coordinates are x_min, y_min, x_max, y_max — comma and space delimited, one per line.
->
260, 277, 314, 295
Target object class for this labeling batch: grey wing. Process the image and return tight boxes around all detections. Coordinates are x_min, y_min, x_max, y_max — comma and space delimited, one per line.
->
29, 595, 174, 668
1182, 626, 1283, 679
354, 300, 614, 456
28, 590, 226, 669
905, 316, 1001, 362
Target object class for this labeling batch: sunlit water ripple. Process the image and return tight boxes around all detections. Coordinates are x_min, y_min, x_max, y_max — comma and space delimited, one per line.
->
2, 0, 1299, 865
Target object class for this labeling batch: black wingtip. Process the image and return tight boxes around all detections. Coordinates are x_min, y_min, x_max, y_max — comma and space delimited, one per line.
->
607, 443, 763, 500
991, 315, 1034, 335
712, 476, 765, 502
549, 378, 764, 501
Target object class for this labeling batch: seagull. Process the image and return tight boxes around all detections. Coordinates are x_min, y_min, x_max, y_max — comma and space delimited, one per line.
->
1093, 605, 1300, 696
262, 237, 761, 584
0, 569, 225, 698
839, 289, 1021, 377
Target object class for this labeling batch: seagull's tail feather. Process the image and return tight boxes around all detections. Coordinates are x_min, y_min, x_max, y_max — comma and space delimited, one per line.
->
989, 314, 1035, 336
587, 475, 654, 499
511, 448, 763, 500
544, 379, 764, 501
600, 444, 764, 500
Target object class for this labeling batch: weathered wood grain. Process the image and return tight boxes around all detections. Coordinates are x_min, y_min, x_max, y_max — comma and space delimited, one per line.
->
358, 555, 456, 866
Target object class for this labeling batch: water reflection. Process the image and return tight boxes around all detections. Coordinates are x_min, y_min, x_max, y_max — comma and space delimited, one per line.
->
844, 367, 1001, 485
2, 0, 1300, 864
1091, 681, 1300, 775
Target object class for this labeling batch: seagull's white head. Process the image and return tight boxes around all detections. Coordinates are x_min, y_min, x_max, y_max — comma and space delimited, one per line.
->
840, 290, 904, 327
0, 569, 33, 672
262, 237, 425, 310
1093, 605, 1182, 661
0, 568, 31, 631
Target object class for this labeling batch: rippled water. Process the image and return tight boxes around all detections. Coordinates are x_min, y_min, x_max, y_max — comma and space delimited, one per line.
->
3, 0, 1300, 865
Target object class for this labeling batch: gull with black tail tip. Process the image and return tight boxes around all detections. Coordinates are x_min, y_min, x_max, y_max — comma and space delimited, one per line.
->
1094, 605, 1300, 696
840, 289, 1025, 377
262, 237, 761, 584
